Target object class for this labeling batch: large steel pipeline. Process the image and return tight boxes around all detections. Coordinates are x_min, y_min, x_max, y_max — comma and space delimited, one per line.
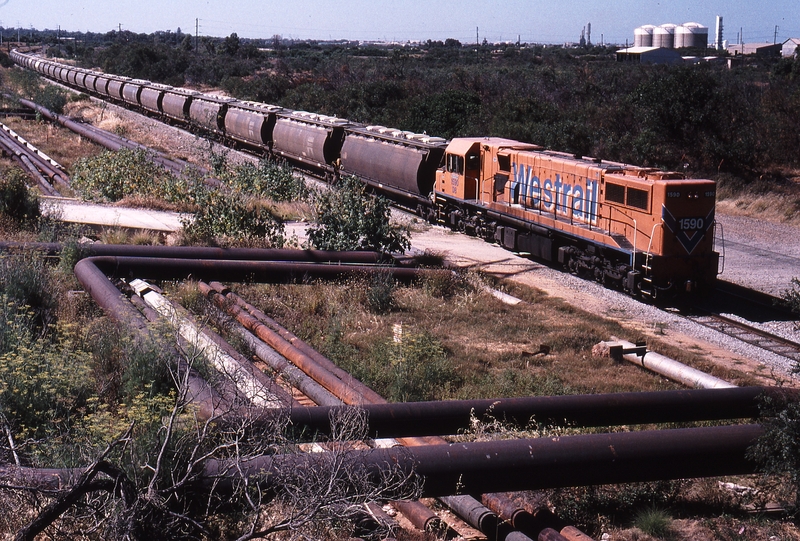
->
130, 278, 294, 409
0, 241, 392, 265
73, 257, 150, 333
16, 96, 129, 153
229, 324, 344, 407
71, 253, 761, 539
80, 256, 435, 285
606, 338, 735, 389
0, 129, 60, 195
204, 423, 764, 498
203, 282, 387, 405
283, 386, 790, 438
199, 284, 545, 539
0, 121, 65, 172
198, 288, 445, 532
72, 254, 446, 532
201, 281, 376, 406
13, 95, 223, 185
197, 282, 343, 407
0, 120, 70, 189
482, 494, 592, 541
128, 294, 250, 420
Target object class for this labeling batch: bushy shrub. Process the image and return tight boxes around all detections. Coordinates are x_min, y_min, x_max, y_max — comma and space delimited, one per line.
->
307, 175, 409, 253
33, 85, 68, 114
781, 277, 800, 317
0, 252, 57, 332
336, 328, 459, 402
0, 168, 40, 228
0, 320, 93, 444
632, 506, 673, 538
227, 160, 309, 202
181, 188, 285, 246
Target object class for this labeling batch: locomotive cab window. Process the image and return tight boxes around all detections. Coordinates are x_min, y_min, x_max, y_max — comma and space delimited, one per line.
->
466, 153, 480, 173
497, 154, 511, 172
446, 154, 464, 175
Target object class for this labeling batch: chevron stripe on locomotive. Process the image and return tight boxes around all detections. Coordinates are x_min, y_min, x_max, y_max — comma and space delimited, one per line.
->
10, 50, 720, 298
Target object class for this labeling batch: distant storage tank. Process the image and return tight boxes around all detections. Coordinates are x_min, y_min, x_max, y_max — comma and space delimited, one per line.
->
634, 25, 655, 47
676, 22, 708, 49
653, 24, 677, 49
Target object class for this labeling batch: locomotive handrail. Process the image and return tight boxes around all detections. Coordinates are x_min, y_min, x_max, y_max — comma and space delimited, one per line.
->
644, 222, 663, 276
714, 220, 725, 274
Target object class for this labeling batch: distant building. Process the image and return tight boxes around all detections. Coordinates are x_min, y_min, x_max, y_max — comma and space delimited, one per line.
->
616, 46, 683, 65
726, 42, 781, 57
782, 38, 800, 57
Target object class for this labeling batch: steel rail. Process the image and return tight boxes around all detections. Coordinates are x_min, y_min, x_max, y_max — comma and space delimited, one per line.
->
686, 310, 800, 363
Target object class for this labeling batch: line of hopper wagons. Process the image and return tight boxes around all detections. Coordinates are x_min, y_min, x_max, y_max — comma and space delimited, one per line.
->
11, 49, 722, 299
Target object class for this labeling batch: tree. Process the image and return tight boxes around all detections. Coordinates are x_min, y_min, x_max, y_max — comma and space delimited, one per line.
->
223, 33, 241, 56
307, 176, 410, 253
3, 323, 419, 540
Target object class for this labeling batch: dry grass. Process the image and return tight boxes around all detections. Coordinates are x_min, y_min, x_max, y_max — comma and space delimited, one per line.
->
717, 171, 800, 225
1, 114, 102, 174
234, 273, 756, 400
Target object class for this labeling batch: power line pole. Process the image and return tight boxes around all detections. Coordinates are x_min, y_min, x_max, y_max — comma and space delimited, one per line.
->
195, 18, 199, 51
774, 25, 778, 44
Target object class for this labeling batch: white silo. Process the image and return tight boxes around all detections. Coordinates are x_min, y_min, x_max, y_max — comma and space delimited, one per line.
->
634, 25, 655, 47
678, 22, 708, 49
653, 24, 677, 48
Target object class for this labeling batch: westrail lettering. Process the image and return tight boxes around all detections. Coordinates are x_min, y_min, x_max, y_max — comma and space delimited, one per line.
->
511, 163, 598, 225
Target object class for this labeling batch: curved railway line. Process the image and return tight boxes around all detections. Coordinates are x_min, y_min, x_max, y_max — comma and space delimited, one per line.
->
3, 50, 800, 540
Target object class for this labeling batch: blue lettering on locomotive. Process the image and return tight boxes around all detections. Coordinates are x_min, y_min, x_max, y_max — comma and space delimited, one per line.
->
511, 163, 598, 225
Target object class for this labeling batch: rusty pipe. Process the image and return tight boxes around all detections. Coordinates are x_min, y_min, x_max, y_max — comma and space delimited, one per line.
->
283, 386, 789, 438
208, 282, 387, 405
83, 256, 432, 285
73, 257, 149, 332
197, 282, 343, 407
0, 241, 392, 265
203, 424, 764, 497
200, 281, 369, 405
482, 495, 592, 541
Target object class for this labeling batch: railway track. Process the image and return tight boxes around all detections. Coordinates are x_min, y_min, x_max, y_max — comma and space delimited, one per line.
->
685, 310, 800, 363
686, 281, 800, 363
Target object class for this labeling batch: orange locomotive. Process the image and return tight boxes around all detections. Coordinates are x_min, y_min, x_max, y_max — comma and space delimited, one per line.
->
434, 138, 720, 298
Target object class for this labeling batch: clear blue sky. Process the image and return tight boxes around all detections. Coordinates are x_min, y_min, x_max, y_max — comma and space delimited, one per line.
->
0, 0, 797, 45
